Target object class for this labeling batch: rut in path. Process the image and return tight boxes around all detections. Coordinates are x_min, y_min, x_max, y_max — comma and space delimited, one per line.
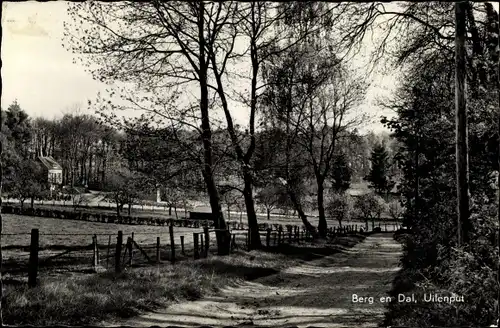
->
103, 233, 403, 328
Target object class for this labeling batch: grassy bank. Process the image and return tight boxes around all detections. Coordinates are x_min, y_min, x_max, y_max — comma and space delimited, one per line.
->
3, 234, 366, 326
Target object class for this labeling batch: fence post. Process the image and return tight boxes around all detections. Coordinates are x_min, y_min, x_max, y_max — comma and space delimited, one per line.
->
193, 233, 200, 259
266, 228, 271, 247
200, 233, 205, 252
278, 225, 282, 245
115, 231, 123, 273
288, 226, 292, 243
180, 236, 185, 255
106, 235, 111, 269
28, 228, 39, 288
131, 232, 135, 262
92, 234, 98, 272
127, 237, 133, 266
169, 224, 175, 263
156, 237, 161, 263
203, 226, 209, 257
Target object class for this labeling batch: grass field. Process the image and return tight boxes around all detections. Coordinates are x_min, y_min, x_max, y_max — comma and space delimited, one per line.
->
1, 212, 397, 252
2, 214, 205, 248
5, 200, 400, 232
1, 214, 212, 280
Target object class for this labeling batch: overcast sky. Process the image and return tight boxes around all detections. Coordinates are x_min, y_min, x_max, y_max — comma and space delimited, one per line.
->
3, 2, 481, 134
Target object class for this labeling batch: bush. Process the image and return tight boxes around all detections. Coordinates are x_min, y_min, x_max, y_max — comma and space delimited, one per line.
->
384, 205, 498, 327
326, 192, 353, 227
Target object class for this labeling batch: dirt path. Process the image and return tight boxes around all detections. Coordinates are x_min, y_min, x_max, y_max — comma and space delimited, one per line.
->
104, 233, 402, 327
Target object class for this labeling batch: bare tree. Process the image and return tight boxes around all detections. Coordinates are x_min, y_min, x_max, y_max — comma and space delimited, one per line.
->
65, 2, 236, 253
262, 40, 366, 238
255, 184, 283, 221
297, 65, 366, 238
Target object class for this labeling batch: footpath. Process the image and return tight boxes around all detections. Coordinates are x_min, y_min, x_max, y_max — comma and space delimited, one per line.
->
103, 233, 402, 327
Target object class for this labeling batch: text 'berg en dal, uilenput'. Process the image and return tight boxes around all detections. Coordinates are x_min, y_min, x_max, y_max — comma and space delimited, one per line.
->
351, 293, 465, 304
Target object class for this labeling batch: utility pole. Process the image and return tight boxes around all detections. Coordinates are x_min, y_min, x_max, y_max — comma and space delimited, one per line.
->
495, 4, 500, 327
455, 1, 470, 247
0, 3, 4, 325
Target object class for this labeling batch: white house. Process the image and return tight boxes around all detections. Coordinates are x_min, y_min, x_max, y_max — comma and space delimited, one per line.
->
38, 156, 63, 187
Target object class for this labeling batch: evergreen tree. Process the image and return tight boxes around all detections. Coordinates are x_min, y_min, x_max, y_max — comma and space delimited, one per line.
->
5, 101, 32, 158
330, 152, 352, 193
365, 143, 394, 195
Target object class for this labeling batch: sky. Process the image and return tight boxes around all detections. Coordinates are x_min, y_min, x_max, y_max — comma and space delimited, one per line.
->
0, 1, 463, 134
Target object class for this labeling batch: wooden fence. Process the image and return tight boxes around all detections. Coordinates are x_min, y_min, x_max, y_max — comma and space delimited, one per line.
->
6, 220, 404, 288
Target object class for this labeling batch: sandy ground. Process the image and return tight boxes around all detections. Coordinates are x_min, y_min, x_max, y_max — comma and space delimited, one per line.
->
102, 233, 402, 327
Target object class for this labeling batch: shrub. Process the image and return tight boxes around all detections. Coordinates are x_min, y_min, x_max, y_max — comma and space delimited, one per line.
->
326, 192, 353, 228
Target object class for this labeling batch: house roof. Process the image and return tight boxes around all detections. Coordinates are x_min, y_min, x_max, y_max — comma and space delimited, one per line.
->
38, 156, 63, 171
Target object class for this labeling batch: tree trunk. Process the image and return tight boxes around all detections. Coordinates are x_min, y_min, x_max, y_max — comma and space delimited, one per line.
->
267, 208, 271, 221
31, 197, 35, 209
338, 220, 342, 229
317, 182, 327, 238
455, 2, 470, 246
174, 206, 178, 219
414, 123, 420, 222
198, 1, 230, 255
102, 143, 107, 188
128, 203, 131, 216
494, 4, 500, 325
88, 152, 93, 187
227, 204, 231, 220
80, 159, 84, 185
0, 107, 3, 326
169, 206, 172, 216
203, 170, 230, 254
243, 170, 261, 250
116, 198, 120, 216
287, 190, 318, 237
